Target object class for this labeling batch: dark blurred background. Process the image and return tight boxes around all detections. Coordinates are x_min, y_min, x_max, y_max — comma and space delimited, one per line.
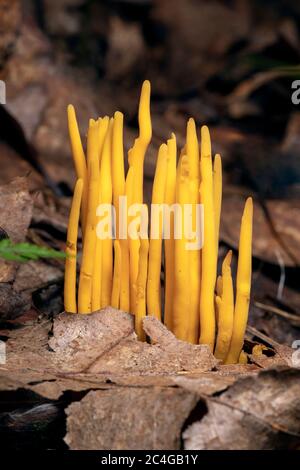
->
1, 0, 300, 343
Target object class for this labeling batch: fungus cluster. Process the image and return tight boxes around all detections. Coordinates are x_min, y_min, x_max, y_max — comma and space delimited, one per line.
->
64, 81, 253, 364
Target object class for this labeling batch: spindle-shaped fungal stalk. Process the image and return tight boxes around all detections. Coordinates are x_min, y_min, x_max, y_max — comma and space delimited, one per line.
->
135, 233, 149, 341
78, 120, 99, 313
215, 274, 223, 325
225, 197, 253, 364
147, 143, 168, 321
112, 112, 125, 235
64, 178, 83, 313
119, 236, 130, 312
129, 80, 152, 204
99, 118, 114, 308
111, 240, 122, 309
186, 118, 201, 344
67, 105, 88, 233
125, 165, 136, 311
173, 154, 191, 341
127, 81, 152, 310
91, 116, 109, 312
163, 133, 177, 331
214, 250, 234, 361
199, 126, 217, 350
112, 111, 130, 312
213, 153, 222, 252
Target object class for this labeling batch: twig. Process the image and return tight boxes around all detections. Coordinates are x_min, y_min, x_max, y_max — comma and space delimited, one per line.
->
254, 301, 300, 327
246, 324, 281, 349
275, 249, 285, 300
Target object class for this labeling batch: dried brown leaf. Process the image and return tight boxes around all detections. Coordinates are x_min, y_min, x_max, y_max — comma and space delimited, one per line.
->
183, 367, 300, 450
49, 308, 135, 373
0, 176, 32, 243
0, 177, 37, 318
65, 387, 198, 450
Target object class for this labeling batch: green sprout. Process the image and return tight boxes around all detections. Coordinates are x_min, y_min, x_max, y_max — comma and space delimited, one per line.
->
0, 238, 66, 263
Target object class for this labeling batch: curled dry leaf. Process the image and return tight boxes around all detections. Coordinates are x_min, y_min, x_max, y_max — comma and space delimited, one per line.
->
49, 309, 218, 374
0, 285, 31, 319
183, 367, 300, 450
65, 387, 198, 450
0, 177, 32, 244
171, 373, 237, 395
0, 142, 42, 189
250, 344, 295, 369
49, 308, 136, 373
1, 308, 299, 449
0, 308, 220, 402
0, 177, 64, 319
142, 316, 219, 373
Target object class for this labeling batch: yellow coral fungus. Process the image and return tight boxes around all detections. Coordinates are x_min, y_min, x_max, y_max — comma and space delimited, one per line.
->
65, 80, 254, 364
